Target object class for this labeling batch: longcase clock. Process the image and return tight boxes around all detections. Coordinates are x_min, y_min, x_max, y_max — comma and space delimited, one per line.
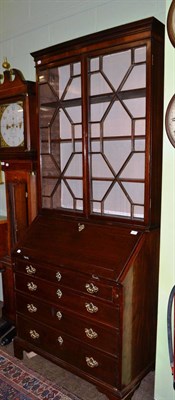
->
0, 63, 38, 327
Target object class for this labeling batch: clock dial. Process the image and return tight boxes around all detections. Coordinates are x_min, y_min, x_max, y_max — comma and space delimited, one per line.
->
165, 94, 175, 148
0, 102, 24, 147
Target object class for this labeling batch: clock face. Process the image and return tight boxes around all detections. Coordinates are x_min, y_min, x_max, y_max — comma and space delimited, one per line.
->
0, 101, 24, 147
165, 94, 175, 148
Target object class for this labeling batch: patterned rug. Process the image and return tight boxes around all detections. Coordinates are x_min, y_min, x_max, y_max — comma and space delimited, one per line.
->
0, 348, 81, 400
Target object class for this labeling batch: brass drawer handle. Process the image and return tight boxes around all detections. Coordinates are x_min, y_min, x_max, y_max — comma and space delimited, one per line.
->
85, 302, 98, 314
30, 329, 39, 339
56, 272, 62, 281
27, 282, 37, 291
27, 304, 37, 313
78, 223, 85, 232
85, 283, 99, 294
26, 265, 36, 275
85, 328, 98, 339
57, 336, 63, 345
56, 311, 62, 320
86, 356, 99, 368
56, 289, 62, 299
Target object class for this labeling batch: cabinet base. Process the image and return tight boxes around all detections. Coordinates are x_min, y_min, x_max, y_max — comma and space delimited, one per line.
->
13, 337, 152, 400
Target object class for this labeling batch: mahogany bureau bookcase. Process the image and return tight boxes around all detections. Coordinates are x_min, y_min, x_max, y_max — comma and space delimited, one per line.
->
12, 17, 164, 400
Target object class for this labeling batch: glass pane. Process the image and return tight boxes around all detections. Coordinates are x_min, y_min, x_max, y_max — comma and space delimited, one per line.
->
67, 179, 83, 198
120, 153, 145, 179
90, 123, 101, 138
122, 182, 145, 204
88, 45, 146, 220
60, 142, 73, 171
51, 65, 70, 98
134, 139, 145, 151
92, 201, 101, 213
61, 181, 74, 209
39, 62, 83, 212
133, 205, 144, 219
40, 128, 49, 141
90, 57, 100, 72
92, 180, 112, 201
135, 119, 146, 136
91, 154, 114, 178
134, 46, 146, 63
103, 183, 131, 217
122, 64, 146, 90
90, 102, 110, 122
40, 83, 57, 103
66, 105, 82, 124
65, 154, 82, 177
74, 124, 82, 138
103, 140, 131, 173
42, 154, 59, 177
38, 70, 48, 83
103, 101, 131, 136
40, 106, 55, 128
65, 76, 81, 100
41, 140, 49, 154
90, 73, 112, 96
123, 97, 146, 118
103, 50, 131, 90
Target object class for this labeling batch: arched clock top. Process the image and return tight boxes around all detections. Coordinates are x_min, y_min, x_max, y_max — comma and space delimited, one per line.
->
0, 59, 37, 160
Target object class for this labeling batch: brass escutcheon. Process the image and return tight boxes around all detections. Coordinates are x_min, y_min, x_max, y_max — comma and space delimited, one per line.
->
27, 282, 37, 291
78, 223, 85, 232
85, 328, 98, 339
56, 311, 62, 320
56, 272, 62, 281
56, 289, 62, 299
57, 336, 63, 345
85, 302, 98, 314
85, 282, 99, 294
26, 265, 36, 275
30, 329, 39, 339
27, 304, 37, 313
86, 356, 98, 368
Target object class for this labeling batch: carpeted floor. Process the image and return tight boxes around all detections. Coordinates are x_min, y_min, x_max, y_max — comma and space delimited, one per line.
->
1, 340, 155, 400
0, 348, 81, 400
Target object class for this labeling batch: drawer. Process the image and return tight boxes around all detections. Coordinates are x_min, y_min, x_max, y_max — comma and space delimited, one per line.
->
15, 274, 120, 328
14, 259, 120, 303
16, 315, 120, 388
16, 293, 120, 356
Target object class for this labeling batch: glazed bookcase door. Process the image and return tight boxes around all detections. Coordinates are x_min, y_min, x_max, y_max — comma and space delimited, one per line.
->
38, 61, 83, 211
88, 46, 146, 220
38, 44, 148, 222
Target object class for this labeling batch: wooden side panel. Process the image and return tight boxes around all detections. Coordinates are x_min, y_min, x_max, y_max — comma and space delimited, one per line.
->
121, 229, 160, 387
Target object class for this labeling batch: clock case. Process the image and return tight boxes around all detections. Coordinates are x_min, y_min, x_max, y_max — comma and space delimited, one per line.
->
0, 68, 37, 160
0, 68, 38, 329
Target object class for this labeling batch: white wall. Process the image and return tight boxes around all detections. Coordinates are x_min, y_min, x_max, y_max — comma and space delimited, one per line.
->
1, 1, 174, 400
0, 0, 165, 81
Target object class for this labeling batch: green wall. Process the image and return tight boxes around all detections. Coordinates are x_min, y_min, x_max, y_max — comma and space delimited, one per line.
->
155, 1, 175, 399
